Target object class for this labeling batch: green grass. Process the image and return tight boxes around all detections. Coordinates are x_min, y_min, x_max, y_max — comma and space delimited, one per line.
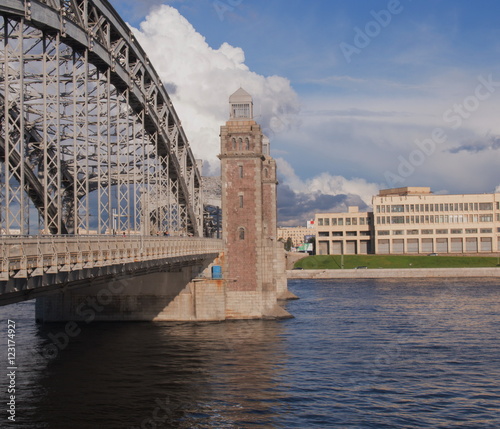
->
294, 254, 500, 270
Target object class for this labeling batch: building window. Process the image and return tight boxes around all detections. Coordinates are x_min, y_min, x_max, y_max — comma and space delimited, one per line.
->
333, 232, 343, 236
378, 230, 390, 236
332, 218, 337, 226
407, 230, 419, 235
360, 218, 365, 225
245, 138, 250, 150
324, 218, 330, 226
239, 165, 244, 178
391, 216, 405, 224
436, 229, 448, 234
318, 219, 324, 226
318, 231, 330, 237
479, 203, 493, 211
393, 230, 404, 235
422, 229, 433, 234
346, 218, 351, 226
232, 103, 250, 118
239, 195, 244, 208
352, 218, 358, 226
466, 228, 478, 234
480, 228, 493, 233
451, 229, 463, 234
346, 231, 357, 236
238, 227, 245, 240
480, 215, 493, 222
232, 138, 237, 150
392, 205, 404, 212
338, 219, 344, 226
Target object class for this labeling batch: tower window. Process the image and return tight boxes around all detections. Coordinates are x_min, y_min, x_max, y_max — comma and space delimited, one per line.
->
238, 227, 245, 240
232, 103, 250, 118
239, 195, 244, 208
239, 165, 244, 178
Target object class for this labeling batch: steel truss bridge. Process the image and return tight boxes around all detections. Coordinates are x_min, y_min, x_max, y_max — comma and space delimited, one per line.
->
0, 0, 223, 303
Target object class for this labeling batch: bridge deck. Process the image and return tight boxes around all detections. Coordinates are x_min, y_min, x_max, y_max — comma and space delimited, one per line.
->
0, 236, 223, 306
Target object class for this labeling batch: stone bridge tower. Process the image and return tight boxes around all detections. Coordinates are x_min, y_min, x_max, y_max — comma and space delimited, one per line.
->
219, 88, 292, 319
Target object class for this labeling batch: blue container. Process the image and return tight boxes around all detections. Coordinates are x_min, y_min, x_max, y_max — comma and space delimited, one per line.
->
211, 265, 222, 279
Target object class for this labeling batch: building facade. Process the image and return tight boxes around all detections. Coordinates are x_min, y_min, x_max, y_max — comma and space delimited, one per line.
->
315, 206, 373, 255
314, 188, 500, 255
373, 187, 500, 254
277, 226, 313, 247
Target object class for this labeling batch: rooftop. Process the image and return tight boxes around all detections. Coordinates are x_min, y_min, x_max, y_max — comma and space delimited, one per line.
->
378, 187, 432, 197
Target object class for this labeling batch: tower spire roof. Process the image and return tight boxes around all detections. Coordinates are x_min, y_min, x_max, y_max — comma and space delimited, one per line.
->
229, 87, 253, 120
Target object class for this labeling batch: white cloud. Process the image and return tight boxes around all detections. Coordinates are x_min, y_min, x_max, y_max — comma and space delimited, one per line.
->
130, 5, 300, 173
277, 158, 380, 207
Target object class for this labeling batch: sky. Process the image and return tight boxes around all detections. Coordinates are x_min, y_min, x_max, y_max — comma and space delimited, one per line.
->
108, 0, 500, 225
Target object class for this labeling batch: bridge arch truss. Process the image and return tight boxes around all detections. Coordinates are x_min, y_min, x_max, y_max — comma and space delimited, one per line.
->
0, 0, 203, 236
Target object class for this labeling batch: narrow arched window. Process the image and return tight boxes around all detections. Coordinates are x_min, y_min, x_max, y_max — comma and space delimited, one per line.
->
245, 138, 250, 150
232, 138, 237, 150
238, 227, 245, 240
238, 138, 243, 151
239, 195, 244, 208
264, 168, 269, 178
239, 165, 244, 178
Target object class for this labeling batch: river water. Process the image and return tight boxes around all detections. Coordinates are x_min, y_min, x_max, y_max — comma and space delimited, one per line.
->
1, 278, 500, 428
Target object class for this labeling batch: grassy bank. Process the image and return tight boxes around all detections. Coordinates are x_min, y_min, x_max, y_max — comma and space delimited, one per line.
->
294, 254, 500, 270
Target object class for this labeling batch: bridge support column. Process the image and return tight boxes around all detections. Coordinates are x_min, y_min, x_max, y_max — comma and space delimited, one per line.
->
35, 255, 229, 322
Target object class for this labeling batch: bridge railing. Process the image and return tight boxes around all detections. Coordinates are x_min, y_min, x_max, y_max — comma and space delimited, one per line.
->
0, 236, 223, 281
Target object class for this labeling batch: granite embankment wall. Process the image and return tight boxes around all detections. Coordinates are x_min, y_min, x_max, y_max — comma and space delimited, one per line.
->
287, 267, 500, 279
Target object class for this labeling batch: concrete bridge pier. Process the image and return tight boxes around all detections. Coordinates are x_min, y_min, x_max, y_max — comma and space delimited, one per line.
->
35, 255, 227, 323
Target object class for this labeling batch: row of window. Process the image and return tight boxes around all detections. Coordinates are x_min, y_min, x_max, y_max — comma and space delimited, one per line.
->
378, 228, 499, 236
317, 217, 372, 226
376, 214, 498, 225
318, 231, 371, 237
376, 202, 498, 214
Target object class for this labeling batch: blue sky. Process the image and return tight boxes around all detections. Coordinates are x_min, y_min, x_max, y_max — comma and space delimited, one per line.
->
109, 0, 500, 224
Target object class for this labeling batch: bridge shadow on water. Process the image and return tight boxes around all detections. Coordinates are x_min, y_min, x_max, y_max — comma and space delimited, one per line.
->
3, 301, 291, 428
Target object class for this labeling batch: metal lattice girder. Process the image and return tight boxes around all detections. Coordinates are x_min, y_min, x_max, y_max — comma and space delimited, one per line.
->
0, 0, 203, 236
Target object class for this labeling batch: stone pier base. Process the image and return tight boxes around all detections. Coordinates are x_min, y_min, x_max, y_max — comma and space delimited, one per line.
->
36, 253, 294, 322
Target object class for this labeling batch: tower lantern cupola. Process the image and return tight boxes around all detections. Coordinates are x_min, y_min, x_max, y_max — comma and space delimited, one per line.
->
229, 87, 253, 120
